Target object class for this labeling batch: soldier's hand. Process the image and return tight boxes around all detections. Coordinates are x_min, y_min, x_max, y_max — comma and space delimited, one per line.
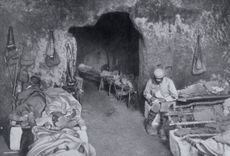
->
148, 97, 156, 105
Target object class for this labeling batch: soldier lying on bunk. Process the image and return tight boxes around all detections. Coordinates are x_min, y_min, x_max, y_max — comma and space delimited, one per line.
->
9, 75, 46, 127
9, 75, 86, 129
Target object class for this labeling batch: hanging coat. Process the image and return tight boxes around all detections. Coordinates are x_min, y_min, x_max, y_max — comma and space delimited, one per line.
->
192, 35, 206, 75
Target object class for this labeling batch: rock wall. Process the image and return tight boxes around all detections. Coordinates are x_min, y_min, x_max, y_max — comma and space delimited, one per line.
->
31, 30, 77, 87
133, 0, 230, 90
0, 0, 229, 117
71, 12, 140, 76
0, 0, 137, 118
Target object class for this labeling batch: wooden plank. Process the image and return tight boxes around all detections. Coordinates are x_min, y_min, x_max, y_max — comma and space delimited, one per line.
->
177, 94, 230, 102
170, 120, 216, 126
182, 133, 218, 139
175, 100, 224, 109
166, 111, 193, 116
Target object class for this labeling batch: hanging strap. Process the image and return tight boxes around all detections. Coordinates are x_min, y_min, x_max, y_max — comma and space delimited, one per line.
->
45, 30, 56, 56
195, 35, 202, 70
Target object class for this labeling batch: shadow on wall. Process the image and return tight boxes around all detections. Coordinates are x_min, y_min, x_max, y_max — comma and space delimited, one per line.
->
68, 12, 141, 77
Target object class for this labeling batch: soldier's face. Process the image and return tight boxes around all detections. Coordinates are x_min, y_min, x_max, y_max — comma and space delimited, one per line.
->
155, 77, 163, 84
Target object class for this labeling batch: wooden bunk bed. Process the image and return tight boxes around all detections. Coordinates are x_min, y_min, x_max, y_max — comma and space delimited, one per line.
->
167, 94, 230, 156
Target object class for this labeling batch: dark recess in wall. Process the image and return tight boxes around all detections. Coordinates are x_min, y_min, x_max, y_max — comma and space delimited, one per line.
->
69, 12, 141, 77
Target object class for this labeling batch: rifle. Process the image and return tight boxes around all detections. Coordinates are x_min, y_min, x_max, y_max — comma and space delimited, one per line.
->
12, 49, 22, 110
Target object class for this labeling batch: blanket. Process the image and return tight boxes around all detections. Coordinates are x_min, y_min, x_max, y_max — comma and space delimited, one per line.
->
36, 88, 85, 129
27, 126, 95, 156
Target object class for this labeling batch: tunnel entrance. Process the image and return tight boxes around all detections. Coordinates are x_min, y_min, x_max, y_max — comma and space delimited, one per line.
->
69, 12, 140, 79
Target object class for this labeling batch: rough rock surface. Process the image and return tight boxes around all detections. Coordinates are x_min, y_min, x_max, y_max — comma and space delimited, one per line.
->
0, 0, 229, 117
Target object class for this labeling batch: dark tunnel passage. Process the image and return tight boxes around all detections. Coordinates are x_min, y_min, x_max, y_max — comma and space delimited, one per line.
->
69, 12, 140, 78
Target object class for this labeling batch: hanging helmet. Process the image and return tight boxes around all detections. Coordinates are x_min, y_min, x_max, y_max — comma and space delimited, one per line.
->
153, 68, 165, 79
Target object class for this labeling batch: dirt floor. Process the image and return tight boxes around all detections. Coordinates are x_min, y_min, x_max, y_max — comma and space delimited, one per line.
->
0, 80, 172, 156
81, 81, 172, 156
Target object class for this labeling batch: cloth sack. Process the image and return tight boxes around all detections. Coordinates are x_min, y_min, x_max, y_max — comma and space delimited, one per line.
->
18, 68, 29, 83
5, 49, 18, 65
20, 56, 35, 66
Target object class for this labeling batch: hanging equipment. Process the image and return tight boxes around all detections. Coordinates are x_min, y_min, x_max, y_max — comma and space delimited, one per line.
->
192, 34, 206, 75
5, 26, 18, 65
45, 30, 61, 67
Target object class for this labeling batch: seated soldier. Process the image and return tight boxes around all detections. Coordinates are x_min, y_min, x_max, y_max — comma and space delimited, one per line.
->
143, 68, 178, 139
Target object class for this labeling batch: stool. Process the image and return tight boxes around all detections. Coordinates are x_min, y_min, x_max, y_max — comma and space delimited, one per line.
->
114, 84, 134, 106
